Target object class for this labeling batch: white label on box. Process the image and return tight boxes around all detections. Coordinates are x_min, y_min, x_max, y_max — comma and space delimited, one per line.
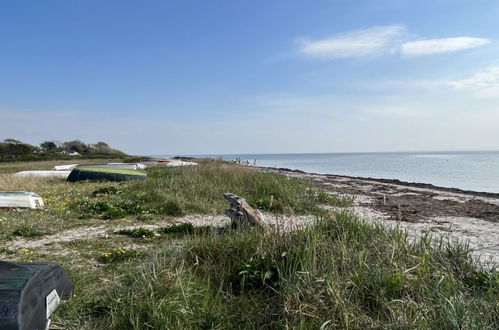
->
46, 289, 60, 319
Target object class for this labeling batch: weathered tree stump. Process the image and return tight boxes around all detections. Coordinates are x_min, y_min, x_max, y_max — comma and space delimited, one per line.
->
224, 193, 272, 232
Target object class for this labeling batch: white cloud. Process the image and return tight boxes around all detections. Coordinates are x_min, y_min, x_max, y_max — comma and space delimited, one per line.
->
298, 25, 407, 58
448, 66, 499, 98
297, 26, 490, 59
401, 37, 490, 56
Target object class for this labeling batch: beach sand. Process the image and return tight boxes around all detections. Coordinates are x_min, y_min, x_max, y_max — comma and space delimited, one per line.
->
260, 166, 499, 268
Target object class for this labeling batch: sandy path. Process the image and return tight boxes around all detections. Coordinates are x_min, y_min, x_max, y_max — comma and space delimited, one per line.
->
2, 213, 315, 256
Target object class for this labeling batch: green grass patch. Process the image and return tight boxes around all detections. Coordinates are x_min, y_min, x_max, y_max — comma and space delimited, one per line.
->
97, 247, 145, 264
67, 164, 349, 220
92, 186, 122, 197
71, 199, 145, 219
12, 225, 46, 237
116, 227, 156, 238
122, 164, 352, 217
156, 223, 195, 235
156, 223, 226, 237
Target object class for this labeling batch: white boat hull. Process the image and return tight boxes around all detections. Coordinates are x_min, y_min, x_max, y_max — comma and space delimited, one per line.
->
0, 192, 45, 209
13, 171, 71, 179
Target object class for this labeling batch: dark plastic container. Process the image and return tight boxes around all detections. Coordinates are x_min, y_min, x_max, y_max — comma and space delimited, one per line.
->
0, 261, 72, 330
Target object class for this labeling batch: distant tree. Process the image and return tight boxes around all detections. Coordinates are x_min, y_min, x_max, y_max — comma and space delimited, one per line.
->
40, 141, 57, 151
0, 138, 127, 162
3, 138, 22, 144
70, 144, 83, 153
0, 141, 36, 158
94, 141, 111, 154
63, 140, 88, 154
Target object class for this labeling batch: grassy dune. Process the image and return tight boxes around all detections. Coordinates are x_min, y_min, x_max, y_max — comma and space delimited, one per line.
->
82, 214, 499, 329
0, 161, 498, 329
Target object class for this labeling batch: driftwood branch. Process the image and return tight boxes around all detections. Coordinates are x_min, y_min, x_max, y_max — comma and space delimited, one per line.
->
224, 193, 272, 232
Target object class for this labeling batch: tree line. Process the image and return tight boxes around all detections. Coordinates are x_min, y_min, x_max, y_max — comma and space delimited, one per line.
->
0, 139, 128, 162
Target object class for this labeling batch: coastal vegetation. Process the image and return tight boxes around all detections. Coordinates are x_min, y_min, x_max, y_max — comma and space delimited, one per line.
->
0, 160, 497, 329
0, 138, 128, 162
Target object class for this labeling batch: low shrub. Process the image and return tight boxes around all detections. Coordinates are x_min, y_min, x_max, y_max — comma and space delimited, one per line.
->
97, 247, 144, 263
72, 199, 144, 219
116, 227, 156, 238
92, 186, 121, 197
157, 223, 194, 235
13, 225, 45, 237
231, 256, 280, 293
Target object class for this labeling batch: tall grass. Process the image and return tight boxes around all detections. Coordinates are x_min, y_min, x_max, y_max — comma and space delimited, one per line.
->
123, 164, 350, 216
58, 211, 499, 329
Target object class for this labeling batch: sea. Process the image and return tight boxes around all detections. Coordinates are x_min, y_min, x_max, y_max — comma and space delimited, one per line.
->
174, 151, 499, 194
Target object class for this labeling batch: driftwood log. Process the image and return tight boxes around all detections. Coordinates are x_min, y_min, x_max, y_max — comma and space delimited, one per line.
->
224, 193, 272, 232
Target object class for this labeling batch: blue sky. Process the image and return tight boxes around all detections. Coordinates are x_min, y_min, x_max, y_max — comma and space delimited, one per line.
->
1, 0, 499, 155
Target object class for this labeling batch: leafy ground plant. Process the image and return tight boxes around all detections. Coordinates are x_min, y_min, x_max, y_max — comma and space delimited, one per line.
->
156, 223, 217, 237
12, 225, 45, 237
97, 247, 144, 263
116, 227, 156, 238
92, 186, 122, 197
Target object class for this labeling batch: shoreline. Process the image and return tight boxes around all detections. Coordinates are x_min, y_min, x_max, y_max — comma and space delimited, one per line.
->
258, 165, 499, 267
270, 166, 499, 198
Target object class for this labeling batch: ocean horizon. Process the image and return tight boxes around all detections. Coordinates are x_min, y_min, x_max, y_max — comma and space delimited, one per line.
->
156, 151, 499, 193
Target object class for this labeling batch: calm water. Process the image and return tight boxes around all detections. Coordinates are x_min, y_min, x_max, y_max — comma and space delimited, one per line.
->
200, 151, 499, 193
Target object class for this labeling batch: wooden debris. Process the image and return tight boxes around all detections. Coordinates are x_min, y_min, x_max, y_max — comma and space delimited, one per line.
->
224, 193, 272, 232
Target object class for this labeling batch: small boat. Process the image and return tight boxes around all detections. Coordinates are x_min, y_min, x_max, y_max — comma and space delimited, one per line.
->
13, 171, 71, 179
67, 166, 147, 182
53, 164, 79, 171
165, 160, 198, 167
141, 159, 198, 167
104, 163, 147, 170
0, 191, 45, 209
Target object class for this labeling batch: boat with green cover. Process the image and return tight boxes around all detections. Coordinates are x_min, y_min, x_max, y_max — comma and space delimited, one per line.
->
67, 166, 147, 182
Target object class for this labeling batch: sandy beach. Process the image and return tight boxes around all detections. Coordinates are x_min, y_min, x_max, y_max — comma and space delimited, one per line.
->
260, 166, 499, 267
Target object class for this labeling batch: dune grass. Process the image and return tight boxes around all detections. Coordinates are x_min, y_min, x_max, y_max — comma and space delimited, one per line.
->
123, 164, 351, 216
55, 211, 499, 329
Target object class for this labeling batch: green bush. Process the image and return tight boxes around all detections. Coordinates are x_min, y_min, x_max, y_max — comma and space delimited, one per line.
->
92, 186, 121, 197
156, 223, 194, 235
13, 225, 45, 237
116, 227, 156, 238
231, 256, 280, 293
97, 247, 144, 263
72, 199, 144, 219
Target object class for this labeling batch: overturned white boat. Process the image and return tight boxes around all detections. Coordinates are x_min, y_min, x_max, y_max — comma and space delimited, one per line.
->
0, 191, 45, 209
139, 159, 198, 167
13, 171, 71, 179
165, 160, 198, 167
104, 163, 147, 170
53, 164, 79, 171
